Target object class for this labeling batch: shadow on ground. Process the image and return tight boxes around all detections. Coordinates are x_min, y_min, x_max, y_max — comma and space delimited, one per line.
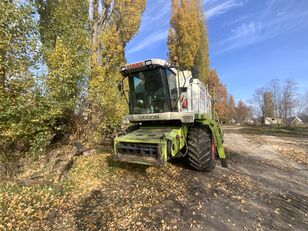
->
72, 127, 308, 231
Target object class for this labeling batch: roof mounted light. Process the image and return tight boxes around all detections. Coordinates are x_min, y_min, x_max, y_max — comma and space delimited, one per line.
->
145, 60, 152, 66
120, 66, 129, 76
145, 59, 154, 69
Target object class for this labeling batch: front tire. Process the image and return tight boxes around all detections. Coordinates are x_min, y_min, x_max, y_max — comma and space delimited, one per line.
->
187, 126, 215, 172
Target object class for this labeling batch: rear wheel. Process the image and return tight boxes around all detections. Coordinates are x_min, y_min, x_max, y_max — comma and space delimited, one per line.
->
187, 126, 215, 171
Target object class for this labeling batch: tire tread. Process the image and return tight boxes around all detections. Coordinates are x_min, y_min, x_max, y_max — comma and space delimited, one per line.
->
187, 125, 215, 172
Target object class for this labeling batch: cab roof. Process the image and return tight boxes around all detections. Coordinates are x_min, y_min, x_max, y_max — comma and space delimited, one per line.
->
120, 59, 173, 75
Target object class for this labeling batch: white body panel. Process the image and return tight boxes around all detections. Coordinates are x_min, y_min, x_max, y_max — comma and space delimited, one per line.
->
128, 112, 195, 123
178, 71, 212, 117
122, 59, 213, 122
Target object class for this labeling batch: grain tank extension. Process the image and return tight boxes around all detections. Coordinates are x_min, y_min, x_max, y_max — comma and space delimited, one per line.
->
114, 59, 227, 171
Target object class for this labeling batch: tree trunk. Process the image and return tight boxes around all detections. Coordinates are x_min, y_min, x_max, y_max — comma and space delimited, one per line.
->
91, 0, 99, 73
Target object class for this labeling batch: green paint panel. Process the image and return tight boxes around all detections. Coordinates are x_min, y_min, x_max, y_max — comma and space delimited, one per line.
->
114, 126, 188, 166
114, 119, 226, 167
196, 119, 226, 159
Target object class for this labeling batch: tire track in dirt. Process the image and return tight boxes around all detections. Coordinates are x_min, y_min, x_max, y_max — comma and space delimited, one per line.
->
224, 127, 308, 231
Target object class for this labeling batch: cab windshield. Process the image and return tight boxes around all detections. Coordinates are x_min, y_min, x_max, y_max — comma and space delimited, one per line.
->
128, 68, 177, 114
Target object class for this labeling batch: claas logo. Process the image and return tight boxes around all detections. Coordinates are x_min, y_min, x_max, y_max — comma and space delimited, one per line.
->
126, 62, 144, 70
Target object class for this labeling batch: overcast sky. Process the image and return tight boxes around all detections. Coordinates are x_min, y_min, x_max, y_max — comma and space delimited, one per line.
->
125, 0, 308, 102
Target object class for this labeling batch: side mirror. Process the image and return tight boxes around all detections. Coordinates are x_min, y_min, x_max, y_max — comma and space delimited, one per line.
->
117, 81, 122, 92
180, 87, 187, 93
191, 67, 199, 79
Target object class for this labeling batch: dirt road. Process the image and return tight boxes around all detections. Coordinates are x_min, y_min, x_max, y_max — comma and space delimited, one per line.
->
221, 126, 308, 231
72, 126, 308, 231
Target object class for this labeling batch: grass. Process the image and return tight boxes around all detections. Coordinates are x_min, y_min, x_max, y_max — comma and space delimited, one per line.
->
238, 125, 308, 138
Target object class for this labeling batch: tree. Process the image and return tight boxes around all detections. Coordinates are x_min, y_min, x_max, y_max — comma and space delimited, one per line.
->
304, 92, 308, 115
215, 84, 228, 122
168, 0, 227, 121
280, 80, 297, 121
263, 91, 275, 117
268, 79, 282, 119
236, 100, 251, 124
88, 0, 146, 141
0, 0, 38, 94
194, 0, 210, 83
0, 0, 146, 175
251, 88, 275, 118
36, 0, 90, 132
35, 0, 146, 141
0, 0, 50, 175
299, 92, 308, 123
251, 79, 300, 124
206, 70, 228, 121
251, 87, 265, 117
295, 92, 307, 116
227, 95, 236, 122
168, 0, 201, 68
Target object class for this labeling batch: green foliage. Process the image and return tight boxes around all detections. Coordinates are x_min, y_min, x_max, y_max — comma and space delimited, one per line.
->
0, 0, 38, 86
37, 0, 90, 120
88, 0, 146, 139
0, 0, 51, 175
0, 0, 145, 174
46, 39, 84, 119
0, 85, 55, 175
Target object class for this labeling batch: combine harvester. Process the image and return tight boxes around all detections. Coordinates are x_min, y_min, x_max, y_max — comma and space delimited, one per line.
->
114, 59, 227, 171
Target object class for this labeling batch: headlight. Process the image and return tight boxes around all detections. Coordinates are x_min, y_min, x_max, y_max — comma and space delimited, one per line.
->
122, 117, 130, 125
181, 116, 194, 123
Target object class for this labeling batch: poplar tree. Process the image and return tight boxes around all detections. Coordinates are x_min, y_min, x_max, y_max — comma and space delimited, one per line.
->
168, 0, 201, 68
0, 0, 46, 173
88, 0, 146, 139
194, 0, 210, 83
227, 95, 236, 122
263, 92, 275, 117
169, 0, 229, 121
0, 0, 146, 173
36, 0, 90, 122
168, 0, 210, 82
35, 0, 146, 141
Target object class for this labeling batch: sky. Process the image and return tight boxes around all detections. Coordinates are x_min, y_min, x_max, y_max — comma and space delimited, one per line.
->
125, 0, 308, 103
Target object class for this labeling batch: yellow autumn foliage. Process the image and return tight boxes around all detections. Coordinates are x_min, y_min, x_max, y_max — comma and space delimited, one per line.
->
1, 0, 146, 172
168, 0, 201, 69
168, 0, 210, 83
194, 0, 210, 83
88, 0, 146, 139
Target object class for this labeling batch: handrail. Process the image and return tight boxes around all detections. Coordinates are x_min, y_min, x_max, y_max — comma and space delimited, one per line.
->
214, 111, 224, 136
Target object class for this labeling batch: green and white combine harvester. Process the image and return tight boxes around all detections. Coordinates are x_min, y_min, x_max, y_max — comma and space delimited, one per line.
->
114, 59, 227, 171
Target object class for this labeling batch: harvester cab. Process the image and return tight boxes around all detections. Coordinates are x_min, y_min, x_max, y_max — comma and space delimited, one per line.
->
114, 59, 227, 171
